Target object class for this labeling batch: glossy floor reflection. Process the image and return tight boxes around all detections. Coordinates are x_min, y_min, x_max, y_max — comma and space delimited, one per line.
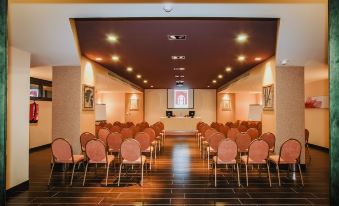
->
7, 135, 329, 205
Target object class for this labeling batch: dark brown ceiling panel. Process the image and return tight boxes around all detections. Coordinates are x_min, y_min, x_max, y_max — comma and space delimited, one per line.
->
75, 18, 278, 89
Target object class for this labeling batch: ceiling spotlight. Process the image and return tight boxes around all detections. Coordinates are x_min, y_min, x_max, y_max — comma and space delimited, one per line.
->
212, 80, 217, 84
107, 34, 118, 43
143, 80, 148, 84
136, 74, 142, 79
173, 67, 185, 71
168, 35, 187, 40
126, 67, 133, 72
95, 57, 103, 61
237, 55, 246, 62
218, 74, 223, 79
236, 33, 248, 43
225, 67, 232, 72
172, 56, 186, 60
207, 85, 210, 88
150, 85, 154, 88
254, 57, 262, 61
180, 75, 185, 78
112, 55, 120, 62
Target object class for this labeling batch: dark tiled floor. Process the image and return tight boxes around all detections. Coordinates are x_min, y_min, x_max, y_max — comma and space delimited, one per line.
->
7, 135, 329, 205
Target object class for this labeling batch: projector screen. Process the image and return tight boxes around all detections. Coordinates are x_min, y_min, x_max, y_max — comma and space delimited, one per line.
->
167, 89, 194, 109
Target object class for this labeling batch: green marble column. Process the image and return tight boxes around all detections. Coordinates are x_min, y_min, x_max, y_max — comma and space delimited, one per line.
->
330, 0, 339, 205
0, 0, 7, 204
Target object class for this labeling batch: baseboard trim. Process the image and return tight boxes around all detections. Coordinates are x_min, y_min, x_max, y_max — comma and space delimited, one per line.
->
6, 180, 29, 196
29, 143, 51, 153
308, 143, 329, 152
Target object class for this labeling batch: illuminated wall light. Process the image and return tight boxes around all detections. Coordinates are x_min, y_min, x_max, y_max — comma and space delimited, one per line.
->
136, 74, 142, 79
143, 80, 148, 84
95, 57, 103, 61
254, 57, 262, 61
212, 80, 217, 84
126, 67, 133, 72
218, 74, 223, 79
225, 67, 232, 72
84, 62, 94, 85
237, 55, 246, 62
112, 55, 120, 62
107, 34, 118, 43
236, 33, 248, 43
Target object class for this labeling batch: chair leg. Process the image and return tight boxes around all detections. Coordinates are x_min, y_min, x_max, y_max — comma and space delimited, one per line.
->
154, 145, 157, 159
236, 163, 240, 187
207, 148, 210, 170
150, 151, 153, 170
276, 164, 281, 186
118, 163, 123, 186
70, 163, 76, 186
298, 163, 304, 186
82, 163, 89, 186
214, 162, 217, 187
106, 163, 110, 186
245, 164, 248, 186
267, 163, 272, 187
141, 162, 144, 186
48, 163, 55, 186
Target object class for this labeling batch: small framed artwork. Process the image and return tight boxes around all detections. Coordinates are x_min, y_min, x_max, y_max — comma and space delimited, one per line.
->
222, 100, 231, 111
129, 99, 139, 111
263, 84, 274, 110
305, 96, 329, 109
83, 84, 95, 110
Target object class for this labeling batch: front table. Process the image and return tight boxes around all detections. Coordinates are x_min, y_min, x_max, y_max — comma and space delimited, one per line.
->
160, 117, 201, 135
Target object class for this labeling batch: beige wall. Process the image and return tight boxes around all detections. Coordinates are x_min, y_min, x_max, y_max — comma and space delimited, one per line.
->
234, 93, 259, 121
98, 92, 126, 123
125, 93, 144, 123
6, 47, 30, 189
145, 89, 216, 125
29, 100, 52, 148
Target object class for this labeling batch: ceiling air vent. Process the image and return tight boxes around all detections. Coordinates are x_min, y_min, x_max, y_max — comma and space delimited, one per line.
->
172, 56, 185, 60
168, 35, 187, 40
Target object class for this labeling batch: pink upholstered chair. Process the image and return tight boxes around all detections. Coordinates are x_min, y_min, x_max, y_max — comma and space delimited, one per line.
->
135, 132, 154, 169
49, 138, 84, 186
206, 132, 225, 169
83, 139, 115, 186
109, 125, 121, 133
151, 125, 163, 152
120, 127, 134, 139
144, 127, 158, 157
97, 127, 111, 143
246, 128, 259, 140
201, 128, 217, 157
118, 138, 146, 186
80, 132, 96, 155
213, 139, 240, 187
261, 132, 276, 153
238, 124, 248, 133
269, 139, 304, 186
235, 133, 252, 155
106, 132, 123, 156
227, 128, 240, 141
241, 139, 271, 187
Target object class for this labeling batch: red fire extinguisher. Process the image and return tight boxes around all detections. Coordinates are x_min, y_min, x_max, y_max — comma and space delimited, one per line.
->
29, 101, 39, 123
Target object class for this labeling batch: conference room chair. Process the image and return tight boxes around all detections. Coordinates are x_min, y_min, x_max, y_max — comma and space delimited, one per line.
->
269, 139, 304, 186
126, 121, 135, 127
305, 129, 311, 164
151, 125, 163, 151
206, 132, 225, 169
198, 124, 209, 149
246, 128, 260, 140
106, 132, 123, 157
80, 132, 96, 160
97, 127, 111, 143
109, 125, 121, 133
241, 139, 271, 187
261, 132, 276, 153
235, 133, 252, 157
238, 124, 248, 133
121, 127, 134, 139
135, 132, 154, 169
201, 128, 217, 157
144, 127, 158, 158
49, 138, 84, 186
83, 139, 115, 186
227, 128, 240, 141
118, 138, 146, 186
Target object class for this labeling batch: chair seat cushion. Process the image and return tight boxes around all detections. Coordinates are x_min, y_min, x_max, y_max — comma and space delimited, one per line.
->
89, 155, 115, 164
269, 155, 296, 164
241, 155, 266, 164
213, 156, 236, 164
206, 146, 217, 153
123, 155, 147, 164
238, 149, 248, 153
55, 154, 84, 163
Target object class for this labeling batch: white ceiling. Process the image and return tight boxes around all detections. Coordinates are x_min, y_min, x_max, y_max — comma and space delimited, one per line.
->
10, 2, 327, 70
30, 66, 53, 81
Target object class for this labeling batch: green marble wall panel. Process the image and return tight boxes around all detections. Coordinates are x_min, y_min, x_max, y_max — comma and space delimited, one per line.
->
0, 0, 8, 204
330, 0, 339, 205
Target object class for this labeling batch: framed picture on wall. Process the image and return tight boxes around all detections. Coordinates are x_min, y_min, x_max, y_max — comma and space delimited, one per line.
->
222, 100, 231, 111
263, 84, 274, 110
82, 84, 95, 110
129, 99, 139, 111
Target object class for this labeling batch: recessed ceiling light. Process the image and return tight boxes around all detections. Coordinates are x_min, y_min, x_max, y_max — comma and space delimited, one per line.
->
174, 75, 179, 78
173, 67, 185, 71
172, 56, 186, 60
126, 67, 133, 72
236, 33, 248, 43
225, 67, 232, 72
143, 80, 148, 83
218, 74, 223, 79
112, 55, 120, 62
168, 35, 187, 40
150, 85, 154, 88
136, 74, 142, 79
180, 75, 184, 78
95, 57, 103, 61
254, 57, 262, 61
207, 85, 210, 88
212, 80, 217, 84
107, 34, 118, 43
237, 55, 246, 62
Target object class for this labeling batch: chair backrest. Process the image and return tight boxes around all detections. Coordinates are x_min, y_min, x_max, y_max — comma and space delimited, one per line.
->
279, 139, 302, 163
121, 127, 134, 139
217, 139, 238, 163
80, 132, 96, 152
51, 138, 73, 162
247, 128, 259, 140
209, 132, 225, 151
235, 133, 252, 152
305, 129, 309, 144
144, 127, 156, 142
109, 125, 121, 133
106, 132, 123, 152
218, 124, 229, 136
238, 124, 248, 132
205, 128, 217, 137
97, 127, 110, 142
85, 139, 107, 163
248, 139, 269, 163
121, 138, 141, 162
261, 132, 276, 151
227, 128, 240, 141
135, 132, 151, 151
